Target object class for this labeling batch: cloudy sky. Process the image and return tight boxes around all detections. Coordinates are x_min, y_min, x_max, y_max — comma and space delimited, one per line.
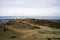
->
0, 0, 60, 16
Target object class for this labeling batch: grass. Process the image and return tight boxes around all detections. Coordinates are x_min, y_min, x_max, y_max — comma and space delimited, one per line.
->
0, 19, 60, 40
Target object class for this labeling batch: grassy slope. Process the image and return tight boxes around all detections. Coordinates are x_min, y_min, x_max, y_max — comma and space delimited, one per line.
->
0, 19, 60, 40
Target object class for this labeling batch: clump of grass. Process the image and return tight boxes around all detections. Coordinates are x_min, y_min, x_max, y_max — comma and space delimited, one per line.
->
11, 36, 16, 38
31, 26, 40, 29
38, 30, 60, 34
0, 34, 2, 35
38, 30, 48, 34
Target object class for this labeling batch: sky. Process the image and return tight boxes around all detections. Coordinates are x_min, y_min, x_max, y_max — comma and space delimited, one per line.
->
0, 0, 60, 16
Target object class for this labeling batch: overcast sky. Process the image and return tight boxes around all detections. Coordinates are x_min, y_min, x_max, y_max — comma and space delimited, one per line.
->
0, 0, 60, 16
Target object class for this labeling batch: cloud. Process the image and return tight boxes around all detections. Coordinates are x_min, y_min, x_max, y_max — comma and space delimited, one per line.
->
0, 7, 59, 16
0, 0, 59, 7
0, 0, 60, 16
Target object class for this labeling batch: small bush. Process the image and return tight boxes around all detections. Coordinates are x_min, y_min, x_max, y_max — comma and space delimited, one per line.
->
47, 38, 51, 40
31, 26, 40, 29
0, 34, 2, 35
11, 36, 16, 38
3, 26, 8, 32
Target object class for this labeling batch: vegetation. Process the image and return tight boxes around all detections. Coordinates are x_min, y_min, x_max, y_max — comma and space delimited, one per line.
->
25, 19, 60, 29
0, 19, 60, 40
31, 26, 40, 29
11, 36, 16, 38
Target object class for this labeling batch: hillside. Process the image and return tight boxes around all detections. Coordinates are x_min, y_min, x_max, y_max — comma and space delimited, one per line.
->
0, 19, 60, 40
23, 19, 60, 29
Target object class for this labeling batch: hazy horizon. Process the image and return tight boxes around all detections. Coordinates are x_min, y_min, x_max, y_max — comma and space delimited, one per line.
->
0, 16, 60, 19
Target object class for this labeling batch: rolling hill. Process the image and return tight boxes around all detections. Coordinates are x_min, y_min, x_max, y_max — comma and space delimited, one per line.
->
0, 19, 60, 40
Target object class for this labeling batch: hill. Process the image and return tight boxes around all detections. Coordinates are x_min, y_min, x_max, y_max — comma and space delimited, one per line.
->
0, 19, 60, 40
